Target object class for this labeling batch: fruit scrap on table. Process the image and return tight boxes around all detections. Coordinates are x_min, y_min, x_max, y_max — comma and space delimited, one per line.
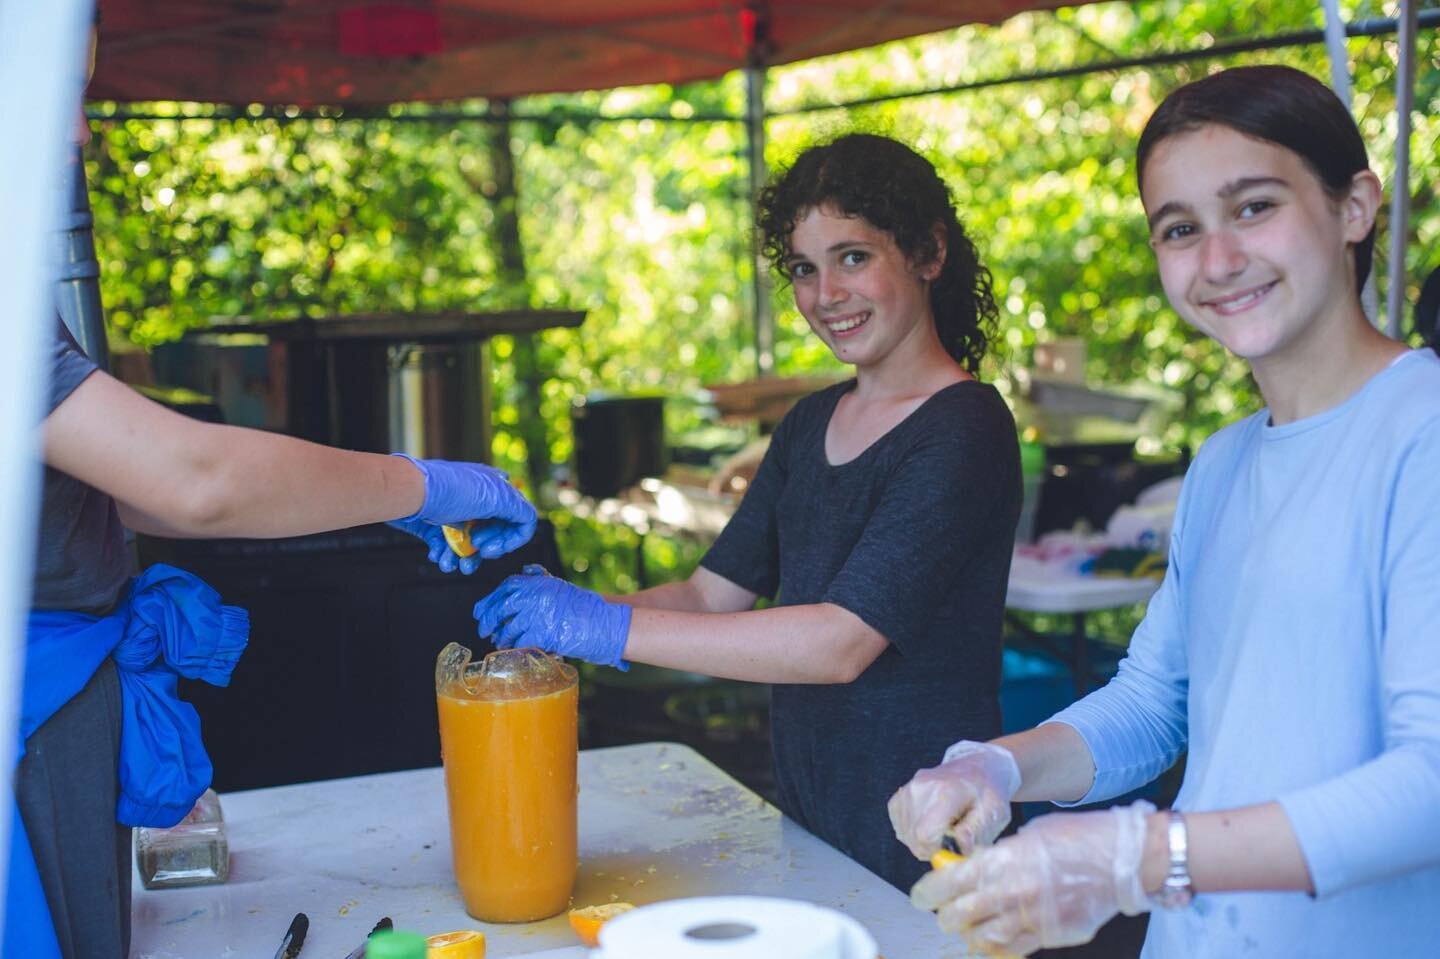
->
426, 929, 485, 958
568, 902, 636, 947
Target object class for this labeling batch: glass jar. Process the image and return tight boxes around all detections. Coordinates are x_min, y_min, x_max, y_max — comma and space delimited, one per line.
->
134, 787, 229, 889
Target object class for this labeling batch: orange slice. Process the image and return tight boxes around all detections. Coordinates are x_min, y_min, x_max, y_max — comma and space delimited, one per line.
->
567, 902, 636, 947
442, 521, 477, 559
426, 929, 485, 958
930, 848, 965, 870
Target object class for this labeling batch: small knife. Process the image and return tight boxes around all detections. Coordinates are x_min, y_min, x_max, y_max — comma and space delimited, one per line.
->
273, 912, 309, 959
341, 917, 394, 959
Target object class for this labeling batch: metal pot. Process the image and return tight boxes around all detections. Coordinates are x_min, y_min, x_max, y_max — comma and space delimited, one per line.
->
386, 342, 492, 462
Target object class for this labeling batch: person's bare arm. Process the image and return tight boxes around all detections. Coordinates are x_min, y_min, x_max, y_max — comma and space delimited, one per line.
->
1142, 801, 1313, 895
996, 722, 1099, 804
44, 371, 423, 537
607, 564, 759, 614
623, 600, 888, 684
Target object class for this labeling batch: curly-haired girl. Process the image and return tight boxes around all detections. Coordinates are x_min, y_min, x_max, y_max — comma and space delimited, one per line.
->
477, 133, 1021, 889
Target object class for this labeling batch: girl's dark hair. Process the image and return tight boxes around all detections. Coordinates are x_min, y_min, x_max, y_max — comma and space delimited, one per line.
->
757, 133, 998, 374
1136, 65, 1375, 291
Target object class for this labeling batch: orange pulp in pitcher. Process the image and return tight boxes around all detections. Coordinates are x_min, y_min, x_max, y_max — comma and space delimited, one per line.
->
437, 679, 578, 922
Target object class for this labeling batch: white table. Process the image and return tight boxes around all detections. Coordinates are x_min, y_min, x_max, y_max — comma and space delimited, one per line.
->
1005, 553, 1161, 694
132, 743, 974, 958
1006, 553, 1160, 614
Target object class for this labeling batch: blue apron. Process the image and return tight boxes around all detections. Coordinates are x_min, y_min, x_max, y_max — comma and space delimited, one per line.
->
7, 564, 248, 957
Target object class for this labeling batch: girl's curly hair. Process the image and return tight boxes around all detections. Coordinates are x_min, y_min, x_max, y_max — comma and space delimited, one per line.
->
757, 133, 998, 374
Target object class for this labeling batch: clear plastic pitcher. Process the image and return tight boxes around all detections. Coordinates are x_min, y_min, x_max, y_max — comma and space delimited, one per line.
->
435, 642, 579, 922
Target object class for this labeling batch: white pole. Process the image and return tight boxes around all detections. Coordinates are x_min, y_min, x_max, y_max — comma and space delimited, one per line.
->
1386, 0, 1418, 338
0, 0, 94, 937
1320, 0, 1353, 102
1320, 0, 1381, 322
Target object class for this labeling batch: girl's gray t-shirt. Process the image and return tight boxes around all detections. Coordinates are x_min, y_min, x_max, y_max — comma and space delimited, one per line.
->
35, 322, 131, 613
701, 378, 1020, 890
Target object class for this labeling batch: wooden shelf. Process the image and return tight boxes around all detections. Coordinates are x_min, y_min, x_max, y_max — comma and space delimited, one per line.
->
196, 310, 586, 342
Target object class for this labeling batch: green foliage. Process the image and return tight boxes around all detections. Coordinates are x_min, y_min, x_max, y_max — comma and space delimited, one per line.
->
86, 0, 1440, 585
89, 116, 512, 338
551, 510, 711, 593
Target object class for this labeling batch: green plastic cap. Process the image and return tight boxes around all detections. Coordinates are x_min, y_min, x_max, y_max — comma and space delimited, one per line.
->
365, 930, 428, 959
1019, 440, 1046, 477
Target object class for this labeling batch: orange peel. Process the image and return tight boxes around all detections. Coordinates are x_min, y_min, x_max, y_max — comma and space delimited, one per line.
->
927, 850, 1021, 958
425, 929, 485, 958
567, 902, 636, 947
442, 521, 477, 559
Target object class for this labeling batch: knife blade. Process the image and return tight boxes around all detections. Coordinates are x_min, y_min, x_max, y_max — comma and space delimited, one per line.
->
928, 831, 968, 871
273, 912, 308, 959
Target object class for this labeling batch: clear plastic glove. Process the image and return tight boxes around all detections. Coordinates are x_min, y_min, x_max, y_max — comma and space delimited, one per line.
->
889, 741, 1021, 859
472, 564, 632, 669
388, 454, 538, 574
910, 801, 1154, 957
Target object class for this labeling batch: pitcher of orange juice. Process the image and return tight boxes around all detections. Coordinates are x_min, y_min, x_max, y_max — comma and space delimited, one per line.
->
436, 642, 579, 922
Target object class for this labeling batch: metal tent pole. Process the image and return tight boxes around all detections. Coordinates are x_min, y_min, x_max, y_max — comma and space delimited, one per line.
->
746, 63, 774, 378
743, 1, 775, 378
1321, 0, 1379, 322
1321, 0, 1354, 101
1387, 0, 1418, 338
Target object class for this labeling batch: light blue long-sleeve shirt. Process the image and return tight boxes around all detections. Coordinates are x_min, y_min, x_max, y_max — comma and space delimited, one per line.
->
1050, 349, 1440, 958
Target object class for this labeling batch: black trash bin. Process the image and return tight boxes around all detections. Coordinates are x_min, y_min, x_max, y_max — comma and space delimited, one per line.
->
571, 394, 667, 498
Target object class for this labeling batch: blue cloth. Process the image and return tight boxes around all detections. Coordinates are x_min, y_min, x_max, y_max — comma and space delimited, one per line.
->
1048, 350, 1440, 958
7, 564, 248, 959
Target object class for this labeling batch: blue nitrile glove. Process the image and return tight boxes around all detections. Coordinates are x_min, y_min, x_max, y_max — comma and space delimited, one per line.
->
473, 564, 632, 670
388, 454, 538, 574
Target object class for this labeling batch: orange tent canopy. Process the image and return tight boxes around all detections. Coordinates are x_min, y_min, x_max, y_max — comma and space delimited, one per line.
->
91, 0, 1079, 106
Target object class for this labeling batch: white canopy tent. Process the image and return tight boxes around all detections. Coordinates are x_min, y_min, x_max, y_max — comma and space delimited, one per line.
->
0, 0, 95, 938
